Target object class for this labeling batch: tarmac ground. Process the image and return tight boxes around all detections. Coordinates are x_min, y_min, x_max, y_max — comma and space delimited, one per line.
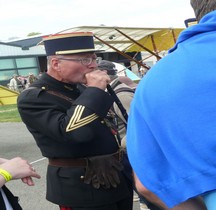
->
0, 122, 142, 210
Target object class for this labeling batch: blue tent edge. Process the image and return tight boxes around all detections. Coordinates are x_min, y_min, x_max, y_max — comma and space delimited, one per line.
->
125, 69, 141, 81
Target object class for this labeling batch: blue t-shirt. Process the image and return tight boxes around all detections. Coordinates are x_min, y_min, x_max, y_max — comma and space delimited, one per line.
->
127, 10, 216, 208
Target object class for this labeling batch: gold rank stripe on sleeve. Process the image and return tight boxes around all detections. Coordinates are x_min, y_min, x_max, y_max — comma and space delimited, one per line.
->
66, 105, 99, 132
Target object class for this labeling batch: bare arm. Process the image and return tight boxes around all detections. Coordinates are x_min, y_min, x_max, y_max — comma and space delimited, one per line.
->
134, 172, 168, 209
0, 157, 41, 187
134, 172, 207, 210
0, 158, 8, 164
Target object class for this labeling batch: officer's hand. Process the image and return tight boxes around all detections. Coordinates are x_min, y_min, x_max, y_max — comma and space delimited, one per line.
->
84, 153, 123, 189
85, 70, 110, 90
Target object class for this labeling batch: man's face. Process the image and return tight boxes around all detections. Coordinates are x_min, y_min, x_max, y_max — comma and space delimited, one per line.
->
50, 53, 98, 84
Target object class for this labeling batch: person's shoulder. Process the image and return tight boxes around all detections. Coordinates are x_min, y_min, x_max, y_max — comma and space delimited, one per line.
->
114, 82, 135, 94
119, 75, 137, 85
18, 86, 46, 103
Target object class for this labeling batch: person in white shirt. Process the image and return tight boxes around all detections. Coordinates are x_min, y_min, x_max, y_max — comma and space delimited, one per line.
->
9, 75, 18, 92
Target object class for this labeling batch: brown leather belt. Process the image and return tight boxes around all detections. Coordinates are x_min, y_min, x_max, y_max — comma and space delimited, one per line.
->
49, 158, 87, 167
48, 150, 124, 168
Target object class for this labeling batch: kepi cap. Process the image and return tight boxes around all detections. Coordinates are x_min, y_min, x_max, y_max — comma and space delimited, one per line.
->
42, 32, 101, 56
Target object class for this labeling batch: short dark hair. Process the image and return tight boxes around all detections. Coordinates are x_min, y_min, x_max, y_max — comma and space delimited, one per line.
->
98, 60, 117, 76
190, 0, 216, 21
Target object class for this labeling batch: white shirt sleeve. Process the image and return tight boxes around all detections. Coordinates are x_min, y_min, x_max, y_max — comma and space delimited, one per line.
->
0, 188, 13, 210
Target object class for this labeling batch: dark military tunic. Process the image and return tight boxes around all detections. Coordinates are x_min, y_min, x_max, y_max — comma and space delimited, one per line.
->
17, 73, 132, 208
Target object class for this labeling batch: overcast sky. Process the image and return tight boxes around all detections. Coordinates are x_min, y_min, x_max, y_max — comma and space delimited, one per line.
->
0, 0, 195, 41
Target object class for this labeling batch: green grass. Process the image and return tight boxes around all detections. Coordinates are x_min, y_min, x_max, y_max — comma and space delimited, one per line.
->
0, 104, 22, 122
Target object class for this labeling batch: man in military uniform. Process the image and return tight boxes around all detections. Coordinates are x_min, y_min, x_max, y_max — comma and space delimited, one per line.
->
17, 32, 133, 210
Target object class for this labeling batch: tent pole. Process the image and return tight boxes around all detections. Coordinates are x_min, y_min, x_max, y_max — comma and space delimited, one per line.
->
115, 28, 161, 60
93, 35, 150, 70
171, 29, 177, 43
150, 35, 160, 61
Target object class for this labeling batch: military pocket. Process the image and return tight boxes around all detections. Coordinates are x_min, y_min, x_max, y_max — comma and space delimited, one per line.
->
57, 167, 93, 203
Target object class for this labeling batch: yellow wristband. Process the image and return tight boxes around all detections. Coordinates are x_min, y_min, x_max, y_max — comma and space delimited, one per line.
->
0, 168, 13, 182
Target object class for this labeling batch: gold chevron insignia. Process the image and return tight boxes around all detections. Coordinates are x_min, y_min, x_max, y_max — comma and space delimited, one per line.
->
66, 105, 98, 132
